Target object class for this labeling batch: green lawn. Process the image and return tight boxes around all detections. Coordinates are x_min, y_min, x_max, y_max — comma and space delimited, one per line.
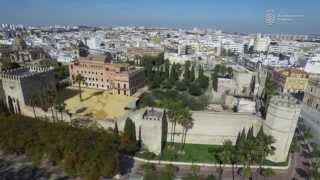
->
137, 143, 289, 167
263, 157, 289, 167
160, 143, 222, 163
138, 143, 221, 163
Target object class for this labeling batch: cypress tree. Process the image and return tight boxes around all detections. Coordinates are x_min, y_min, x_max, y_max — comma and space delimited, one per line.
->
170, 63, 177, 82
257, 126, 264, 139
124, 118, 136, 142
198, 65, 204, 79
165, 60, 170, 79
114, 122, 119, 137
247, 126, 254, 140
190, 65, 195, 82
183, 61, 191, 82
235, 131, 241, 147
240, 128, 247, 144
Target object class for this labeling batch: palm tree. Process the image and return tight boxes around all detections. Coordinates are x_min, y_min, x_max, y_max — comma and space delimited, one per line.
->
47, 90, 57, 122
236, 127, 255, 180
164, 101, 182, 147
179, 108, 193, 151
255, 126, 275, 180
260, 168, 275, 180
28, 95, 37, 120
215, 150, 226, 180
311, 161, 320, 180
167, 107, 178, 145
222, 140, 236, 180
55, 101, 66, 121
75, 74, 85, 101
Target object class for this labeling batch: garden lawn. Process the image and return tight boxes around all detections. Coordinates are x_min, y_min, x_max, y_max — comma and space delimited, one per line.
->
137, 143, 289, 167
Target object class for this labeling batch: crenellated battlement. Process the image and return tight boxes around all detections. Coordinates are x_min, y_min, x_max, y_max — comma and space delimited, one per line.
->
269, 94, 301, 109
0, 66, 54, 80
142, 107, 164, 121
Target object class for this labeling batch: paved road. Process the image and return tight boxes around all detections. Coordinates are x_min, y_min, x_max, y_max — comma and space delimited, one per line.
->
0, 153, 70, 180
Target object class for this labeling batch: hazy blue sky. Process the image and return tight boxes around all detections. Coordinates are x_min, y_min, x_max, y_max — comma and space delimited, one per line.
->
1, 0, 319, 34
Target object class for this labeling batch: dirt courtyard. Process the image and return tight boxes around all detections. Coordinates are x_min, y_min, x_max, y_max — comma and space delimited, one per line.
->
62, 87, 137, 120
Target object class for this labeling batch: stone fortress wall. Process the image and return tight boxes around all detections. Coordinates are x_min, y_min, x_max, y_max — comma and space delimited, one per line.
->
167, 111, 262, 146
108, 94, 300, 163
0, 66, 301, 163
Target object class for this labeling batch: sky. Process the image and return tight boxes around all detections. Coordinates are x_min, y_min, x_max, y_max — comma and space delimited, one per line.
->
1, 0, 320, 34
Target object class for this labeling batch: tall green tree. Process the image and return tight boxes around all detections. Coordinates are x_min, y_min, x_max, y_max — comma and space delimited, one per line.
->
179, 108, 194, 151
54, 96, 66, 121
75, 74, 85, 101
47, 90, 57, 122
256, 126, 276, 179
190, 65, 195, 82
183, 61, 191, 82
198, 65, 204, 79
121, 118, 138, 154
164, 60, 170, 79
27, 95, 38, 120
170, 63, 179, 83
167, 102, 184, 145
222, 140, 237, 180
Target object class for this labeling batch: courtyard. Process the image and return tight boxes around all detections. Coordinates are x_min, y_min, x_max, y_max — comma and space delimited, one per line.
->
62, 87, 137, 120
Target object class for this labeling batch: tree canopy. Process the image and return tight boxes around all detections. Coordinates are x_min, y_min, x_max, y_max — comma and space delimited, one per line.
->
0, 115, 122, 179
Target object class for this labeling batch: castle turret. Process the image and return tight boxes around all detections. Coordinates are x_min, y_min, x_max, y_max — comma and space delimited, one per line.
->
140, 107, 166, 155
264, 95, 301, 162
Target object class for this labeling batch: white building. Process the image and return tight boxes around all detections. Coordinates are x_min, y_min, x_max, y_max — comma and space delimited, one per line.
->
305, 54, 320, 74
253, 34, 270, 52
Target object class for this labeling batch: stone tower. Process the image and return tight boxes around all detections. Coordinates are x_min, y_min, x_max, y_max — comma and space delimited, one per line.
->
139, 108, 167, 155
264, 95, 301, 162
0, 66, 56, 114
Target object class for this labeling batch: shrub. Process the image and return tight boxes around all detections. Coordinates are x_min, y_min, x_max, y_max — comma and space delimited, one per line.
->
175, 80, 187, 91
188, 82, 202, 96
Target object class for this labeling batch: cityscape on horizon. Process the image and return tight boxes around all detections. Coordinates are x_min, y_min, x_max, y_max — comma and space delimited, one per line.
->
1, 0, 320, 34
